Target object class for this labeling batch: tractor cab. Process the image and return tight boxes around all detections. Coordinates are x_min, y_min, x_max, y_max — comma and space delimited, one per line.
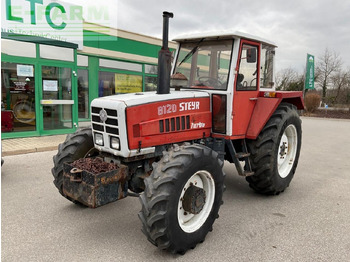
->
171, 32, 276, 137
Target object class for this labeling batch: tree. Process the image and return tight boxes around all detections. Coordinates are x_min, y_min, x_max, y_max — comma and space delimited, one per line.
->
315, 48, 342, 101
275, 67, 304, 91
275, 67, 298, 90
331, 70, 349, 103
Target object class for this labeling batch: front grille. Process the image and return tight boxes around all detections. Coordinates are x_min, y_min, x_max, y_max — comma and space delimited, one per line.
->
91, 106, 120, 145
106, 126, 119, 135
105, 109, 117, 117
92, 115, 102, 123
159, 115, 190, 133
106, 118, 118, 126
92, 123, 104, 131
92, 107, 102, 114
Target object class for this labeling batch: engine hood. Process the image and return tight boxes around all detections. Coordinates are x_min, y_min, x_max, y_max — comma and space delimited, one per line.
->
92, 90, 209, 107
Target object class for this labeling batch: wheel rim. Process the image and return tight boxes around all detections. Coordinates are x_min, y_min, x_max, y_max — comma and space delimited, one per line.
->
177, 170, 215, 233
13, 102, 35, 123
277, 124, 298, 178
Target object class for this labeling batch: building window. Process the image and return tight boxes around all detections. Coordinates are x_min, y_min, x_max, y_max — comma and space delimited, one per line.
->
99, 59, 142, 72
98, 71, 115, 97
1, 62, 36, 133
98, 71, 143, 96
39, 44, 74, 62
1, 39, 36, 58
77, 55, 89, 67
145, 64, 157, 74
145, 64, 158, 92
77, 69, 89, 119
115, 74, 142, 93
145, 76, 157, 91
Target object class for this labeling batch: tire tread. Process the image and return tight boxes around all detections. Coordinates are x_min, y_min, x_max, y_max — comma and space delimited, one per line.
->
138, 144, 225, 254
246, 103, 302, 195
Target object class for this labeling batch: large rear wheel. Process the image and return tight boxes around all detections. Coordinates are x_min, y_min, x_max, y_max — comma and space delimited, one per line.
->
246, 103, 302, 195
138, 144, 225, 254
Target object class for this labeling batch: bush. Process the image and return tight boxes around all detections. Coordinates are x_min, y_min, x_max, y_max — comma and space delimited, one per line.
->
305, 92, 321, 113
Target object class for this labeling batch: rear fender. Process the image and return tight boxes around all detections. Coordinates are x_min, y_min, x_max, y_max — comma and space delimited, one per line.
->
246, 91, 304, 139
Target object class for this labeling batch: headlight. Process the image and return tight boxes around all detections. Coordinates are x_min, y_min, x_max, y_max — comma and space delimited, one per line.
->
95, 133, 104, 146
110, 137, 120, 150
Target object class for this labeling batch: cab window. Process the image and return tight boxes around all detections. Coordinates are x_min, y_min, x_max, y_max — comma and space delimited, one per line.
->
236, 44, 258, 91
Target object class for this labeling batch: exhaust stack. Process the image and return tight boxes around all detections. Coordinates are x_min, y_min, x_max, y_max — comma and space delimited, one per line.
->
157, 11, 174, 95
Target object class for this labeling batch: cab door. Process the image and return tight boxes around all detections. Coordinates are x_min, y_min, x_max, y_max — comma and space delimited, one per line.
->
231, 40, 260, 137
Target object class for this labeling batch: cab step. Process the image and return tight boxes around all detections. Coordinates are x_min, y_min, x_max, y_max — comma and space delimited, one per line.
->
240, 171, 255, 177
235, 152, 251, 159
225, 139, 255, 177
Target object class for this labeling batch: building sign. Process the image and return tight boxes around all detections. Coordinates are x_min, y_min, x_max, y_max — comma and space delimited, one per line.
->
43, 80, 58, 91
1, 0, 83, 49
17, 64, 34, 77
115, 74, 142, 93
305, 54, 315, 90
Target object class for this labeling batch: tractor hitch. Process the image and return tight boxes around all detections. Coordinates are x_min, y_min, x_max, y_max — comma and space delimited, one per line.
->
63, 157, 128, 208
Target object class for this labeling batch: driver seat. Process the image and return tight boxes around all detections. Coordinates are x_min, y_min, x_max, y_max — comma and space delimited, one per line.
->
236, 74, 244, 89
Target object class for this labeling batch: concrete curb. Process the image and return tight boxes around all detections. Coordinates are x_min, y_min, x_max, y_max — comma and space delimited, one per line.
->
2, 146, 59, 157
301, 116, 350, 122
1, 134, 65, 157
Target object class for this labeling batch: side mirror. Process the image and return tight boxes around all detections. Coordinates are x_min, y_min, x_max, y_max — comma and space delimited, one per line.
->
247, 48, 257, 63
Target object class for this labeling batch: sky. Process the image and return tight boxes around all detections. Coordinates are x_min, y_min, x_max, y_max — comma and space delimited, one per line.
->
74, 0, 350, 73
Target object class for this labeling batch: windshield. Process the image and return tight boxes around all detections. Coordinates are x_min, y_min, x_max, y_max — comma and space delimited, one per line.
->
171, 40, 233, 90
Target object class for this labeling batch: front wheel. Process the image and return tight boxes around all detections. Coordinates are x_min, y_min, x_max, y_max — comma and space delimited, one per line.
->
246, 103, 302, 195
51, 128, 97, 202
138, 144, 225, 254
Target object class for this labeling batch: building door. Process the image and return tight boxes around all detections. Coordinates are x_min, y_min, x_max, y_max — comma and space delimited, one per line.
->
39, 64, 77, 134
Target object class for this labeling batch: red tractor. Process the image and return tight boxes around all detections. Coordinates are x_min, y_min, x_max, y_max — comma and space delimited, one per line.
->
52, 12, 303, 254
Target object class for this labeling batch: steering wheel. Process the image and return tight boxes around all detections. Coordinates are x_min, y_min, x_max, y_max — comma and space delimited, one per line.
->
250, 78, 257, 87
198, 77, 222, 88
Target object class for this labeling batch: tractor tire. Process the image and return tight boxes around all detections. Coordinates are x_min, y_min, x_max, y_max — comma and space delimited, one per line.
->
51, 128, 96, 201
246, 103, 302, 195
138, 144, 225, 254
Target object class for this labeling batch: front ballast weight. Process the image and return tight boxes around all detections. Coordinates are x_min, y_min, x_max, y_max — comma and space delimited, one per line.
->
63, 157, 128, 208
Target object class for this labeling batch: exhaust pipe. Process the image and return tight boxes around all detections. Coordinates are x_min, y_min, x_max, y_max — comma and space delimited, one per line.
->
157, 11, 174, 95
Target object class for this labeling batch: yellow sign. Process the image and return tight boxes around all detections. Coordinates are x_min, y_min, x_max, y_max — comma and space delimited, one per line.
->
41, 100, 53, 104
115, 74, 142, 93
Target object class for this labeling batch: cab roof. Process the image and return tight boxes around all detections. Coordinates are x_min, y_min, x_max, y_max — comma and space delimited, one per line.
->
173, 30, 277, 47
